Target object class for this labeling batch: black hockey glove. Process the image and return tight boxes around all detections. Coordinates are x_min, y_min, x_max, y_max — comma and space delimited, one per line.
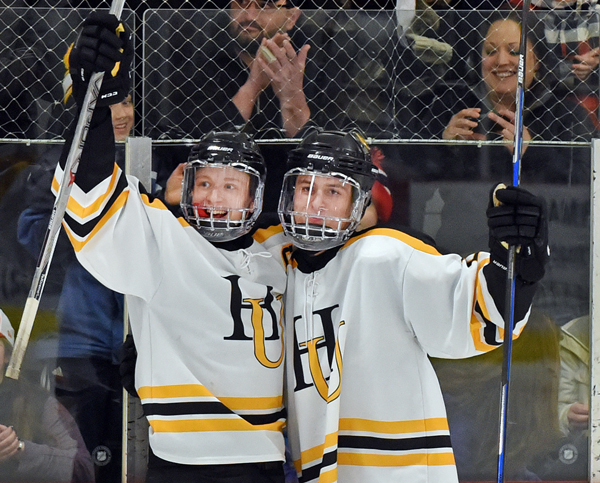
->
66, 11, 133, 107
486, 183, 549, 284
119, 333, 138, 398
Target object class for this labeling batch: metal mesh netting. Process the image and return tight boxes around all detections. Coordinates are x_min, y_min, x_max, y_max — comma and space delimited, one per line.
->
141, 7, 598, 141
0, 5, 598, 142
0, 7, 136, 139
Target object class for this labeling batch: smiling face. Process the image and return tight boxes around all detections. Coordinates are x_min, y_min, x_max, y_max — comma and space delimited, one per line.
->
292, 173, 354, 230
192, 165, 253, 221
110, 95, 134, 142
481, 19, 538, 104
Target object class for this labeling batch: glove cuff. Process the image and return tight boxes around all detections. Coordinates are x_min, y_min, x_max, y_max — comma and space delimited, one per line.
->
489, 235, 549, 284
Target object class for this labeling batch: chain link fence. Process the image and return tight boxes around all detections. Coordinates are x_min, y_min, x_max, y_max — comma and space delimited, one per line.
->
0, 5, 598, 142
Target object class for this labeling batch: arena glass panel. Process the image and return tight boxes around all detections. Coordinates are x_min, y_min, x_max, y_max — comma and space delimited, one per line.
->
0, 5, 595, 483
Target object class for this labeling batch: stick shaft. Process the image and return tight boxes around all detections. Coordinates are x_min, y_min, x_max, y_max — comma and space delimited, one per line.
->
497, 246, 517, 483
5, 0, 125, 379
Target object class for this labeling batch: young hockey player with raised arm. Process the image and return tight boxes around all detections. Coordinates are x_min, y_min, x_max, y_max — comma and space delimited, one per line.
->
272, 129, 549, 483
55, 12, 289, 483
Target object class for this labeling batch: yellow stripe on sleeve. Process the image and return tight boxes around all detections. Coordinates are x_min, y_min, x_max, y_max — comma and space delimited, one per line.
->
141, 193, 170, 210
66, 190, 130, 252
342, 228, 441, 256
339, 417, 449, 434
62, 164, 122, 220
314, 467, 337, 483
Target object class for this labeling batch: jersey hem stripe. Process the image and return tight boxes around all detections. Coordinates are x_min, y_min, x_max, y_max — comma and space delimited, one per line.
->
148, 417, 284, 433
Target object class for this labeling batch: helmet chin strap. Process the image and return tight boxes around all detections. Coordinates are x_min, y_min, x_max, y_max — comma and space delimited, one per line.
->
360, 194, 372, 219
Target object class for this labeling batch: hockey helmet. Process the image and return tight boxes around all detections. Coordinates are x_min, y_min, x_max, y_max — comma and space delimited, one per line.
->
181, 131, 266, 242
278, 129, 378, 251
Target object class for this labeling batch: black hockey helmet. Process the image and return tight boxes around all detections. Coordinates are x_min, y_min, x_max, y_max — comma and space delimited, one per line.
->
286, 129, 378, 192
187, 131, 266, 181
181, 131, 266, 242
278, 129, 377, 251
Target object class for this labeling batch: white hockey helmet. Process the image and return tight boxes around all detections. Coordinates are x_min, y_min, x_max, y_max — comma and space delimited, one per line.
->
181, 131, 266, 242
278, 129, 378, 251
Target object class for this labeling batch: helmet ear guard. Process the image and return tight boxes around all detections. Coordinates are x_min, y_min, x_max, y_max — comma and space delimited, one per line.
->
181, 132, 266, 242
278, 129, 377, 251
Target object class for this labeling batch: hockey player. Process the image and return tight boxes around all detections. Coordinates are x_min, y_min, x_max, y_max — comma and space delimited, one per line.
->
56, 12, 288, 483
274, 129, 549, 483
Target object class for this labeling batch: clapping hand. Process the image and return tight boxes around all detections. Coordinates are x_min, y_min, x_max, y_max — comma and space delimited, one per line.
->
256, 33, 310, 101
572, 47, 600, 82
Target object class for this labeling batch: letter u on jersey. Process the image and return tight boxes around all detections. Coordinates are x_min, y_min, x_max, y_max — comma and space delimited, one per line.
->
224, 275, 284, 369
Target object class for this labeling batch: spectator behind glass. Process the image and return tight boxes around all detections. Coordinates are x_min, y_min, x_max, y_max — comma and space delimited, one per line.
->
537, 0, 600, 128
146, 0, 318, 140
229, 0, 311, 138
316, 7, 404, 138
558, 315, 590, 438
144, 0, 329, 212
110, 95, 134, 142
16, 94, 134, 483
416, 13, 596, 183
537, 313, 590, 480
0, 310, 95, 483
432, 310, 562, 481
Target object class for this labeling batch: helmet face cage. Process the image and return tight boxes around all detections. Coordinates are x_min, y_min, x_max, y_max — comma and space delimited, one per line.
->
181, 160, 264, 242
278, 168, 370, 251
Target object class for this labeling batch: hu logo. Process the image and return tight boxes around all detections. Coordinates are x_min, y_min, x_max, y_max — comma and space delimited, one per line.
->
223, 275, 284, 369
293, 304, 344, 402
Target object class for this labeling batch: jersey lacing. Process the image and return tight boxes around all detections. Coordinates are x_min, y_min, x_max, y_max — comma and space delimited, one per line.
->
239, 248, 272, 274
304, 273, 319, 345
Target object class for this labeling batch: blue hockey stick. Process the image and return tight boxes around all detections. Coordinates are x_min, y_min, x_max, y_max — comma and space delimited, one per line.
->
496, 1, 531, 481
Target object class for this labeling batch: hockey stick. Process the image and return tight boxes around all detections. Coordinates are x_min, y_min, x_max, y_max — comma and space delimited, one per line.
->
5, 0, 126, 379
496, 1, 531, 482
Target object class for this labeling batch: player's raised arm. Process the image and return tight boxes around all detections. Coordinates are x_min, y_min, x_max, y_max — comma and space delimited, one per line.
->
58, 12, 133, 191
401, 182, 549, 357
51, 13, 168, 300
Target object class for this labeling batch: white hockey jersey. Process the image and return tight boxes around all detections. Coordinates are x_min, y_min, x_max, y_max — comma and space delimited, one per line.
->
53, 149, 289, 465
277, 227, 530, 483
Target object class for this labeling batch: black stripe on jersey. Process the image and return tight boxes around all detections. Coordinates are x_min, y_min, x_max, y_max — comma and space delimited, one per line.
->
142, 402, 285, 426
299, 448, 338, 483
338, 434, 452, 452
465, 252, 480, 267
477, 301, 502, 347
481, 254, 537, 324
64, 173, 129, 239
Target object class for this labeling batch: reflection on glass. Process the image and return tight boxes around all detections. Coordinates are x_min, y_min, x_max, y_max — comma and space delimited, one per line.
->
0, 310, 94, 483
